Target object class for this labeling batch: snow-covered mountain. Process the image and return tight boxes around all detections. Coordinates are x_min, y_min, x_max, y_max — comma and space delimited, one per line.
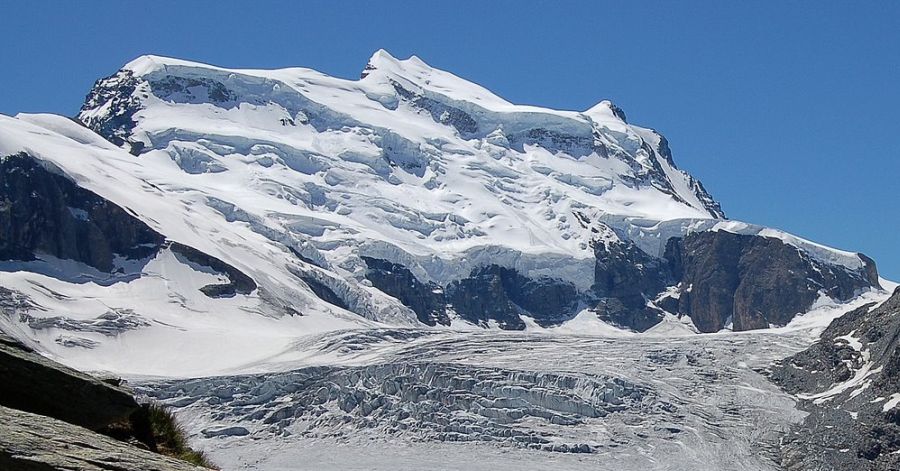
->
0, 50, 887, 376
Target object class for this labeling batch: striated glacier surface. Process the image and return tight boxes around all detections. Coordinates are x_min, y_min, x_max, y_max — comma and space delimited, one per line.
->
133, 324, 835, 471
127, 291, 887, 470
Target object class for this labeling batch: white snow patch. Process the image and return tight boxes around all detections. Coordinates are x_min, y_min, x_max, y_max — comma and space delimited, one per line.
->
882, 393, 900, 413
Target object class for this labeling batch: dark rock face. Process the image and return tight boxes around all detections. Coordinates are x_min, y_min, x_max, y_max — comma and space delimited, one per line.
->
589, 228, 880, 334
445, 265, 527, 330
591, 239, 670, 332
362, 257, 450, 326
149, 75, 237, 104
362, 258, 577, 329
0, 334, 138, 431
78, 69, 145, 154
0, 153, 256, 301
393, 82, 477, 136
688, 179, 724, 220
486, 266, 577, 325
607, 102, 628, 122
299, 276, 348, 311
0, 405, 203, 471
445, 264, 578, 329
665, 231, 880, 332
770, 288, 900, 471
361, 230, 880, 333
0, 153, 164, 272
79, 70, 239, 154
170, 242, 257, 297
508, 128, 595, 158
653, 136, 724, 219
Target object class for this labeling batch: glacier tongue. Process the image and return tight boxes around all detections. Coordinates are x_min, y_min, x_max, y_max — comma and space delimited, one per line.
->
134, 327, 817, 470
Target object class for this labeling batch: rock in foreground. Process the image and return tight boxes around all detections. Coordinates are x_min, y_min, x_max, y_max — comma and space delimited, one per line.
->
0, 405, 203, 471
0, 333, 138, 430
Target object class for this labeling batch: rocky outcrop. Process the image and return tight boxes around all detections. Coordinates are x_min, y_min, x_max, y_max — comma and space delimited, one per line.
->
362, 258, 577, 329
591, 239, 670, 332
360, 229, 881, 333
0, 333, 138, 430
392, 82, 478, 136
0, 405, 203, 471
445, 265, 529, 330
298, 276, 348, 311
665, 231, 880, 332
0, 334, 213, 469
79, 69, 145, 154
0, 153, 164, 272
362, 257, 450, 326
770, 288, 900, 471
169, 242, 256, 297
0, 152, 256, 299
653, 136, 725, 219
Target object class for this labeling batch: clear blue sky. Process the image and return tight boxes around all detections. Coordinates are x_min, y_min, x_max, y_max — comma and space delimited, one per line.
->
2, 1, 898, 280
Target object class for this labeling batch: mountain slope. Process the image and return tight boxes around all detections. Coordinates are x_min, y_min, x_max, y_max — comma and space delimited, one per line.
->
0, 51, 887, 376
771, 287, 900, 470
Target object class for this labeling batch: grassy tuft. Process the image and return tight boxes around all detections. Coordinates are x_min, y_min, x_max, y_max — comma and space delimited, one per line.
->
145, 403, 217, 469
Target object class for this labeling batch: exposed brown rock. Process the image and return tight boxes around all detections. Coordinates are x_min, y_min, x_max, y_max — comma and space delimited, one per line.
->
665, 231, 879, 332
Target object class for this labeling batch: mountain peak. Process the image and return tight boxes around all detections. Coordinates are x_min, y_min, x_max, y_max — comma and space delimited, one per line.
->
362, 48, 400, 78
361, 48, 441, 84
364, 49, 432, 73
584, 100, 627, 123
122, 54, 200, 76
366, 48, 400, 66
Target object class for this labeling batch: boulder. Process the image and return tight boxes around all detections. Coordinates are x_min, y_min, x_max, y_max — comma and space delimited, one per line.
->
0, 405, 203, 471
201, 426, 250, 438
0, 333, 138, 430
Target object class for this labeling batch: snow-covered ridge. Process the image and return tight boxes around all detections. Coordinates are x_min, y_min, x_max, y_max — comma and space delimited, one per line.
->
89, 51, 724, 218
71, 51, 739, 285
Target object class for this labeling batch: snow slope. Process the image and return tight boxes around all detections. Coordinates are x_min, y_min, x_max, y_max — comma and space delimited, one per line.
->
84, 51, 722, 264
